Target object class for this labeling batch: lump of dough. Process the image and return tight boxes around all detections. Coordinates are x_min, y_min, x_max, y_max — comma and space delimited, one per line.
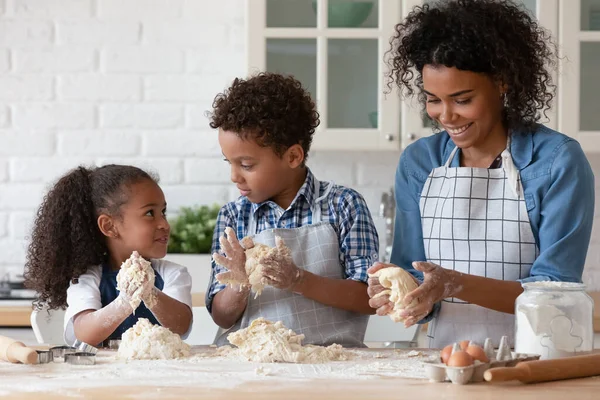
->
226, 317, 349, 363
117, 318, 190, 360
217, 238, 289, 298
369, 267, 419, 322
116, 251, 156, 311
244, 243, 271, 296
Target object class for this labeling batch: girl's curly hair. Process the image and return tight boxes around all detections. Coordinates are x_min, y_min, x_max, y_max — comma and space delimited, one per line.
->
24, 165, 157, 310
209, 72, 320, 161
387, 0, 557, 132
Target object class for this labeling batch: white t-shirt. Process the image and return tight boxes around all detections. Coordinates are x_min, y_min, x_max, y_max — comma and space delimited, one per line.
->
64, 259, 193, 345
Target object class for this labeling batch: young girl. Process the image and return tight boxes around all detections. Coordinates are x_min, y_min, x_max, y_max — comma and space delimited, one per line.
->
24, 165, 193, 346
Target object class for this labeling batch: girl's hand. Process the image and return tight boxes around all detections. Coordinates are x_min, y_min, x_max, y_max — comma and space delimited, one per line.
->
400, 261, 462, 327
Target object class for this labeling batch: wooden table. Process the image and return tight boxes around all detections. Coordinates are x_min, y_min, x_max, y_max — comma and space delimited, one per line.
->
0, 348, 598, 400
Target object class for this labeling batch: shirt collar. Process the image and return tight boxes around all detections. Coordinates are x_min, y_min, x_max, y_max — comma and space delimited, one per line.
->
443, 129, 534, 170
250, 168, 315, 213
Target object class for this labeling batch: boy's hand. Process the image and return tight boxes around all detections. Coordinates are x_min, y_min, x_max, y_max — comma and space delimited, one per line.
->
214, 227, 253, 287
260, 237, 303, 291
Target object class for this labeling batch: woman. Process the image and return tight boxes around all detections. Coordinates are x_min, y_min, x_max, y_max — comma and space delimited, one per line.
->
368, 0, 595, 348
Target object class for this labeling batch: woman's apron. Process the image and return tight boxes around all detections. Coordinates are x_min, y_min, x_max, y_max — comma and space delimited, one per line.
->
420, 137, 538, 348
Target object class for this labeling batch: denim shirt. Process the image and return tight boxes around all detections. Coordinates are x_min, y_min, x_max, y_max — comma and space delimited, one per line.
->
391, 125, 595, 322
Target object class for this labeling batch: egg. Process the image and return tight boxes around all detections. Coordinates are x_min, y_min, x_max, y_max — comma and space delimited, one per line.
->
447, 351, 474, 367
465, 344, 489, 363
440, 344, 453, 364
459, 340, 470, 350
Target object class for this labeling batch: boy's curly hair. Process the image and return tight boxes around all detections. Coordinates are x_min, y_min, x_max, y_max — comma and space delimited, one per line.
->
387, 0, 557, 132
209, 72, 320, 160
24, 165, 157, 310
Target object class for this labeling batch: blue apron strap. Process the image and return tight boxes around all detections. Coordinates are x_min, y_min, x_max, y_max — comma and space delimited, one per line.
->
99, 261, 164, 340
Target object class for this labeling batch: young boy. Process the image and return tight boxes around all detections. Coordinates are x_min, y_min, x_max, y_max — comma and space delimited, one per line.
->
206, 72, 379, 348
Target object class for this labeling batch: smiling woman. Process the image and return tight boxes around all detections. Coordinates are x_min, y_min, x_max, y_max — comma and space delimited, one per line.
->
367, 0, 595, 350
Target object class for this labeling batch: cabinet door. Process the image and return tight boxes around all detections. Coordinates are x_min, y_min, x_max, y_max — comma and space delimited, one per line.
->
401, 0, 558, 148
247, 0, 401, 150
559, 0, 600, 151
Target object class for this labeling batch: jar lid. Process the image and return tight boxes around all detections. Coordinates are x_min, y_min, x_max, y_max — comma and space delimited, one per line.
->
522, 281, 586, 291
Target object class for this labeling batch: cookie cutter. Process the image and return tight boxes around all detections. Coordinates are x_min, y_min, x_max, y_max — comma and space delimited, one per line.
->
36, 350, 54, 364
422, 336, 541, 385
65, 352, 96, 366
72, 339, 99, 355
50, 345, 78, 361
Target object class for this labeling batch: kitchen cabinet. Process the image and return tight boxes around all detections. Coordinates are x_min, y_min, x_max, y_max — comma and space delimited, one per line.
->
559, 0, 600, 152
247, 0, 565, 150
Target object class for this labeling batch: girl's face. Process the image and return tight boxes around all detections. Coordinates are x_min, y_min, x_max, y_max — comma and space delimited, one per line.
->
109, 179, 170, 262
422, 65, 506, 149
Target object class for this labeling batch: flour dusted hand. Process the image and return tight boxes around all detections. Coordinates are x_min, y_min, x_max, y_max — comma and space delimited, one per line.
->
400, 261, 462, 327
117, 318, 190, 360
214, 227, 254, 289
225, 318, 349, 363
259, 236, 303, 291
368, 267, 419, 323
116, 251, 156, 312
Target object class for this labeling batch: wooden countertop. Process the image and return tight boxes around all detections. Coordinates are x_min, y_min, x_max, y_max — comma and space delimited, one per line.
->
2, 377, 600, 400
0, 348, 598, 400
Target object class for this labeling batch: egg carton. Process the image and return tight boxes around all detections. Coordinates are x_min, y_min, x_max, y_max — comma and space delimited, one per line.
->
422, 336, 540, 385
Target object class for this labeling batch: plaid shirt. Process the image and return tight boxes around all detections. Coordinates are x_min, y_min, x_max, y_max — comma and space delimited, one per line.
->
205, 169, 379, 312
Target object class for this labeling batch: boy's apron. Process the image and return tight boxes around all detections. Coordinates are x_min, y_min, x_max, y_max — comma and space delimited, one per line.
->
215, 178, 369, 347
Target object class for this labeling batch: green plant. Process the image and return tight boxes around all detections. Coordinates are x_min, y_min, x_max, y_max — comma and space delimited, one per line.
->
167, 204, 221, 254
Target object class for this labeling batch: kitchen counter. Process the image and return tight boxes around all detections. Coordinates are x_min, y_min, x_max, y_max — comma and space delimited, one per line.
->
0, 347, 598, 400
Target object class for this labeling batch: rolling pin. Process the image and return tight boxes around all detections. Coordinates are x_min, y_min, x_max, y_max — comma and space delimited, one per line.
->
0, 335, 39, 364
484, 353, 600, 384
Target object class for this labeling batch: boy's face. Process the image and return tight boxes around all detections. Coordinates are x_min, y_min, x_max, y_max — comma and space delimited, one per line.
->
219, 129, 300, 205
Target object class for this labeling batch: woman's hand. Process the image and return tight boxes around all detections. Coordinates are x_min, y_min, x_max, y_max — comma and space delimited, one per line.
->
400, 261, 462, 327
366, 262, 398, 316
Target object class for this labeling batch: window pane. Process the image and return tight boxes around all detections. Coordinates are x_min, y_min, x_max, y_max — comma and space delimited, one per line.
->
582, 0, 600, 30
327, 0, 378, 28
266, 39, 317, 102
327, 39, 377, 128
580, 42, 600, 130
266, 0, 317, 28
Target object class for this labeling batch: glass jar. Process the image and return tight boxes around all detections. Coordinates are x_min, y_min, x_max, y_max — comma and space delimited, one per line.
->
515, 282, 594, 360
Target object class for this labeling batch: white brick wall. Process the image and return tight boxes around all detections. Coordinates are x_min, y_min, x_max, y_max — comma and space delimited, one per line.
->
0, 0, 597, 293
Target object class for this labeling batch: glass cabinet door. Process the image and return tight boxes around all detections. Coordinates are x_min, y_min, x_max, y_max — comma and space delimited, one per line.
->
248, 0, 401, 150
559, 1, 600, 151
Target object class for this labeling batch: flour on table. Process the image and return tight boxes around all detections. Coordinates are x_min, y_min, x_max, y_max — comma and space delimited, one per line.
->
219, 318, 350, 363
116, 251, 157, 310
369, 268, 419, 322
117, 318, 190, 360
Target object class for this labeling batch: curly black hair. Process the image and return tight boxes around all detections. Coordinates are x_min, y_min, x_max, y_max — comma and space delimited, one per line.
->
24, 164, 157, 310
387, 0, 557, 132
209, 72, 320, 161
